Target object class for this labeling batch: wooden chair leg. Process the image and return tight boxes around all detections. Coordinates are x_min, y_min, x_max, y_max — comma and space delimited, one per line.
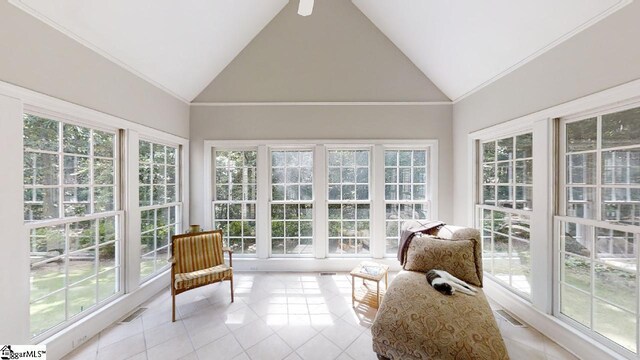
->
172, 289, 176, 322
230, 276, 234, 303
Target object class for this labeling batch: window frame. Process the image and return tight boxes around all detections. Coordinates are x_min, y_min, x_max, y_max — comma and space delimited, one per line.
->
269, 146, 316, 257
212, 146, 259, 257
204, 140, 438, 261
23, 107, 125, 342
138, 137, 183, 283
382, 146, 433, 256
476, 130, 534, 299
555, 104, 640, 356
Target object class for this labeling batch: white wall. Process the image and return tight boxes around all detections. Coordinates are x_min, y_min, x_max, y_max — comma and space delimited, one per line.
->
194, 0, 449, 103
190, 105, 453, 227
452, 0, 640, 225
0, 1, 190, 138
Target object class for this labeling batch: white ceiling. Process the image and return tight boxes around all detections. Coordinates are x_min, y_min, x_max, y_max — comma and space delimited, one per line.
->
11, 0, 288, 102
11, 0, 629, 103
352, 0, 627, 101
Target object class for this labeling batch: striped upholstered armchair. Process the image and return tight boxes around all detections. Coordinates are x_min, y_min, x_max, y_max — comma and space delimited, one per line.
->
170, 230, 234, 322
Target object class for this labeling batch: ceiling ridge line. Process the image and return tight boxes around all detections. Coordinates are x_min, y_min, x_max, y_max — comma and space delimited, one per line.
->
190, 101, 452, 106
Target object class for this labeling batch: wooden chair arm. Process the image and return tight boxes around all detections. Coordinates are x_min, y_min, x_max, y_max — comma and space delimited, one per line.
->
168, 256, 175, 264
223, 247, 233, 267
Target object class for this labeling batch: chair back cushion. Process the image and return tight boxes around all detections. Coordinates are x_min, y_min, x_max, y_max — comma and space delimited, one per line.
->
172, 231, 224, 274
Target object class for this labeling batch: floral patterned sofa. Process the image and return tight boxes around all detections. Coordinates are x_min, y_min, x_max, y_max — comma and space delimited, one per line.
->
371, 225, 509, 360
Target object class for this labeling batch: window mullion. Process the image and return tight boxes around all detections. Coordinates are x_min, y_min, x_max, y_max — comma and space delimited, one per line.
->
314, 145, 327, 259
372, 144, 385, 258
257, 145, 269, 259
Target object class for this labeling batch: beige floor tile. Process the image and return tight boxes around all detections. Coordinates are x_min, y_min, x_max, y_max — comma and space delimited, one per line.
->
98, 318, 144, 349
146, 333, 194, 360
96, 333, 146, 360
276, 325, 318, 349
246, 334, 293, 360
232, 318, 274, 349
344, 332, 377, 360
196, 333, 244, 360
320, 318, 362, 350
144, 320, 187, 349
187, 320, 230, 349
295, 334, 343, 360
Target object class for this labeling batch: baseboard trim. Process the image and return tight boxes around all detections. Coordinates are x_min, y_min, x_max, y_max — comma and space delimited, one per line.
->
483, 277, 626, 360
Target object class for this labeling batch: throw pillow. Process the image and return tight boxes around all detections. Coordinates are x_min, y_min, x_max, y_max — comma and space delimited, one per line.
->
404, 235, 482, 286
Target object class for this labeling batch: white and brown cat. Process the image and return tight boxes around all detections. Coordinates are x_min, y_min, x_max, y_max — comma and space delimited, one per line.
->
426, 269, 477, 296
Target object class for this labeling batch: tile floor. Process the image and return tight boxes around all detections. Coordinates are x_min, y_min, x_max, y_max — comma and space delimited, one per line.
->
63, 272, 579, 360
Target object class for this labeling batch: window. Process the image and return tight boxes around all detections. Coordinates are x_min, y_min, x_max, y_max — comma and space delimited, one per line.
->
139, 140, 181, 282
327, 149, 371, 255
477, 133, 533, 297
558, 107, 640, 353
270, 150, 314, 256
384, 149, 430, 255
213, 150, 257, 255
24, 113, 121, 338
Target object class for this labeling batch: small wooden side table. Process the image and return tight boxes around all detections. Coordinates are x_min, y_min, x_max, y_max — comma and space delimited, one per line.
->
350, 261, 389, 308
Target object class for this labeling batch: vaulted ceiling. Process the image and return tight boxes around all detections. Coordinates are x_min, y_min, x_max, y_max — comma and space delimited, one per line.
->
10, 0, 629, 103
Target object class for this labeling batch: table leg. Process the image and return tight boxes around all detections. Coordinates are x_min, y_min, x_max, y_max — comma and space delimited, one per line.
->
352, 275, 355, 307
376, 280, 380, 307
385, 272, 388, 290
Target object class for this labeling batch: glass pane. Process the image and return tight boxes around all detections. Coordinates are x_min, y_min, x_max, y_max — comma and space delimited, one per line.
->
63, 187, 89, 216
139, 141, 151, 163
30, 291, 65, 337
31, 258, 66, 302
98, 243, 117, 272
94, 186, 115, 212
566, 118, 597, 152
516, 133, 533, 159
140, 252, 155, 279
385, 151, 397, 166
496, 138, 514, 161
94, 159, 114, 185
594, 262, 635, 311
483, 185, 495, 205
68, 248, 96, 285
25, 152, 59, 185
515, 160, 532, 184
496, 162, 512, 184
602, 149, 640, 185
567, 153, 596, 184
68, 220, 96, 252
93, 130, 114, 158
153, 144, 166, 163
272, 239, 284, 254
515, 186, 532, 210
561, 284, 591, 327
561, 222, 592, 256
63, 124, 90, 155
566, 186, 596, 219
562, 254, 591, 292
602, 107, 640, 149
98, 268, 118, 302
63, 155, 90, 185
68, 276, 97, 317
482, 141, 495, 162
24, 114, 59, 152
594, 299, 638, 353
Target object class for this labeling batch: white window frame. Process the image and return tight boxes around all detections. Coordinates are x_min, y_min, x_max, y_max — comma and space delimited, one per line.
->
382, 146, 433, 256
138, 137, 183, 283
203, 140, 438, 263
476, 130, 534, 299
269, 146, 316, 257
325, 146, 373, 257
23, 106, 125, 342
555, 102, 640, 357
211, 146, 259, 257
